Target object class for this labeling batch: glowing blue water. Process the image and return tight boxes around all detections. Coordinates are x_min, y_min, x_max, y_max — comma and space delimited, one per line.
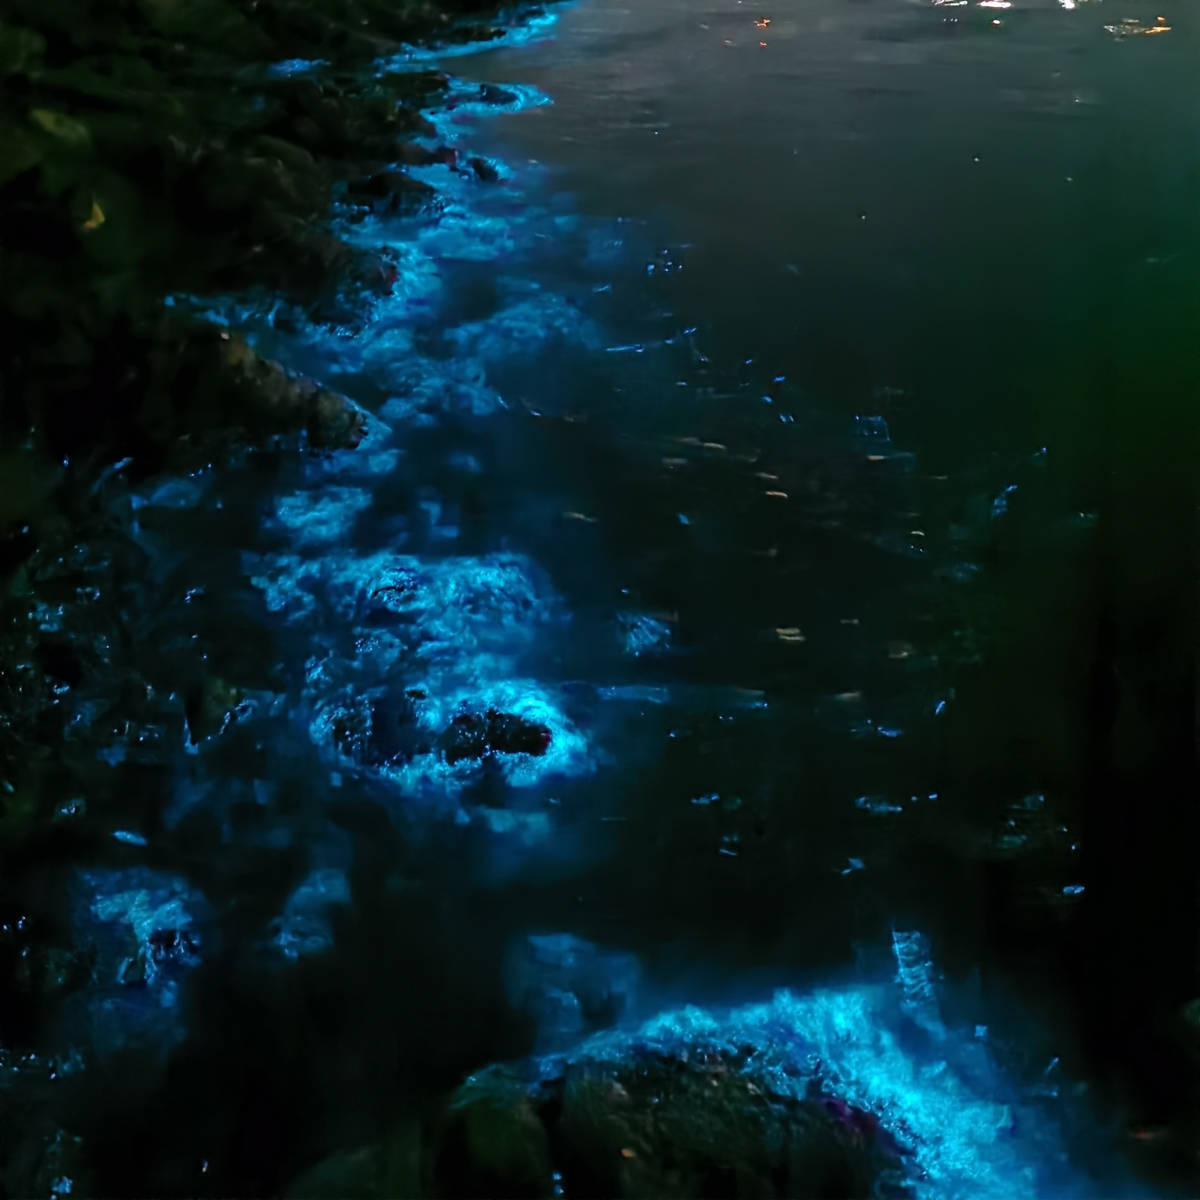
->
120, 5, 1153, 1192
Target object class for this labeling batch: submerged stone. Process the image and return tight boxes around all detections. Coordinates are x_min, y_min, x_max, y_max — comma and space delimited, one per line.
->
350, 169, 441, 216
466, 154, 500, 182
440, 708, 553, 765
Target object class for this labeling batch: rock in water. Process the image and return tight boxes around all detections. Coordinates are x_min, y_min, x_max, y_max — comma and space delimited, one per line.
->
430, 1032, 905, 1199
439, 709, 553, 765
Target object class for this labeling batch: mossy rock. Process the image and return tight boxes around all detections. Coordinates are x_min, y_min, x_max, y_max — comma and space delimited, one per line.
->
433, 1043, 904, 1200
557, 1052, 886, 1199
434, 1065, 556, 1199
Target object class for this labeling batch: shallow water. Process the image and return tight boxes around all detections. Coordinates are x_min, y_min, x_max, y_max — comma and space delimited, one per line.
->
12, 0, 1199, 1195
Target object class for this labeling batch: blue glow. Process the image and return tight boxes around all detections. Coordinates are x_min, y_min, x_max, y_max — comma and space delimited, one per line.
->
250, 548, 592, 804
84, 869, 205, 952
594, 684, 671, 704
375, 10, 560, 68
265, 57, 328, 78
506, 932, 640, 1050
75, 869, 209, 1056
440, 78, 553, 116
855, 795, 904, 815
618, 612, 672, 657
111, 829, 149, 846
272, 487, 371, 546
992, 484, 1019, 518
445, 291, 602, 363
268, 868, 351, 960
378, 358, 503, 422
539, 983, 1087, 1200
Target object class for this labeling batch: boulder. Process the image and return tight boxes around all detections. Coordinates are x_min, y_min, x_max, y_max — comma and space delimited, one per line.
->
439, 709, 553, 766
431, 1034, 905, 1200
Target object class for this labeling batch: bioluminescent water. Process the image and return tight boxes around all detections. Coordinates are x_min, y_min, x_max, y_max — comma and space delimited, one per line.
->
6, 0, 1197, 1195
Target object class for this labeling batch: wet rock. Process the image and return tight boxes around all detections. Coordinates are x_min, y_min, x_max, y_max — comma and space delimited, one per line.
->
466, 154, 500, 182
185, 146, 325, 229
263, 231, 401, 308
393, 141, 457, 169
211, 331, 367, 451
319, 688, 430, 768
478, 83, 519, 107
440, 708, 553, 766
432, 1028, 905, 1200
556, 1051, 890, 1199
350, 169, 440, 216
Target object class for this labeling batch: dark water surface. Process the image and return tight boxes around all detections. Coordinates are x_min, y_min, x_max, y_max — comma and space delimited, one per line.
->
16, 0, 1200, 1195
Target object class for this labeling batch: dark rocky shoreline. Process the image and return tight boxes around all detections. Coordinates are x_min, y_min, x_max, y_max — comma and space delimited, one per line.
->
0, 0, 555, 837
1, 0, 544, 479
1, 4, 559, 1194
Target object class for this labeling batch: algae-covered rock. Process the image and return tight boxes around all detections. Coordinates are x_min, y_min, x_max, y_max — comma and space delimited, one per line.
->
165, 329, 366, 457
431, 1035, 905, 1200
558, 1051, 889, 1199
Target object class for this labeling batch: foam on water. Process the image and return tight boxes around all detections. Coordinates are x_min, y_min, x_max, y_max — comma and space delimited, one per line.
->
557, 985, 1091, 1200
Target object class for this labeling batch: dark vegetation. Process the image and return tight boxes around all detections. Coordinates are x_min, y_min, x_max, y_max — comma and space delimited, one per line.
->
0, 0, 531, 478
